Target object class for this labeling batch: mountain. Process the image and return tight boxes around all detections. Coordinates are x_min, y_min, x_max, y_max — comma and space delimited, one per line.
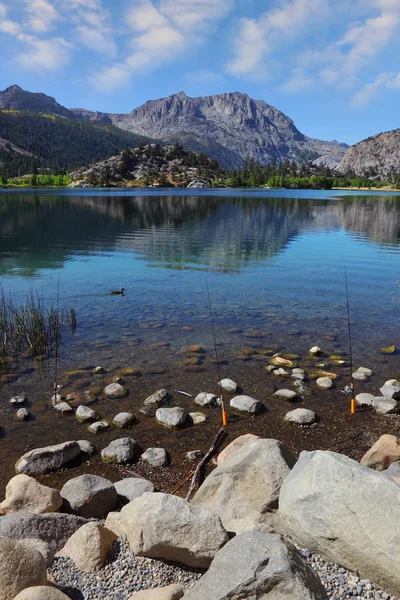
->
0, 110, 150, 178
0, 85, 74, 118
337, 129, 400, 177
70, 91, 349, 168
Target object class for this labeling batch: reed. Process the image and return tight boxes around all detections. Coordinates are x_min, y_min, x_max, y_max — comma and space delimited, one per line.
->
0, 288, 76, 367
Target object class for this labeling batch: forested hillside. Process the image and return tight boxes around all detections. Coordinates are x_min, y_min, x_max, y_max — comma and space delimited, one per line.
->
0, 110, 150, 178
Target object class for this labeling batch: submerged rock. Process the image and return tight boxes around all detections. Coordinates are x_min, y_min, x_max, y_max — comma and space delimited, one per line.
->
218, 378, 237, 393
101, 438, 140, 464
141, 447, 168, 467
156, 407, 187, 428
316, 377, 333, 389
10, 394, 27, 406
113, 412, 136, 427
194, 392, 218, 407
230, 395, 263, 414
104, 383, 127, 399
144, 389, 167, 406
15, 441, 80, 476
273, 389, 297, 402
284, 408, 317, 425
372, 396, 399, 414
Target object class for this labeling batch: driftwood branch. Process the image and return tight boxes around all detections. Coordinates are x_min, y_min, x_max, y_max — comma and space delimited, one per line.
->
185, 426, 225, 502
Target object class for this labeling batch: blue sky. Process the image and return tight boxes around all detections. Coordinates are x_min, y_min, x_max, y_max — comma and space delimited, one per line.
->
0, 0, 399, 145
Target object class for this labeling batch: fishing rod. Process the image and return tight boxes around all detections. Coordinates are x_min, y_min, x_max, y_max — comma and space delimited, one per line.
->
206, 276, 228, 427
344, 266, 356, 415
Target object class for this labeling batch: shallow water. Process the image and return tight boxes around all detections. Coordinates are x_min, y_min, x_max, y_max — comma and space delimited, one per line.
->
0, 188, 399, 488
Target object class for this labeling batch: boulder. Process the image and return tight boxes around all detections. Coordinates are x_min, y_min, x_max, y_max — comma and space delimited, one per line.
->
217, 434, 259, 467
284, 408, 317, 425
372, 396, 399, 414
19, 538, 54, 567
58, 522, 116, 571
230, 395, 263, 414
13, 587, 71, 600
15, 441, 80, 476
141, 448, 168, 467
128, 584, 184, 600
278, 450, 400, 597
386, 460, 400, 479
144, 389, 167, 406
191, 438, 295, 533
0, 475, 62, 515
360, 434, 400, 470
77, 440, 97, 456
104, 512, 126, 538
218, 379, 237, 393
273, 389, 297, 402
113, 412, 136, 427
355, 393, 375, 407
0, 536, 47, 600
316, 377, 333, 389
194, 392, 218, 407
101, 438, 139, 464
156, 407, 187, 428
75, 405, 98, 422
88, 420, 110, 433
183, 531, 327, 600
379, 383, 400, 399
104, 383, 127, 398
120, 492, 228, 568
114, 478, 154, 504
0, 512, 87, 551
61, 474, 117, 518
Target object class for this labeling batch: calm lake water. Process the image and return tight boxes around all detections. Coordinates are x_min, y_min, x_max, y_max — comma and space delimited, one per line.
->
0, 188, 399, 487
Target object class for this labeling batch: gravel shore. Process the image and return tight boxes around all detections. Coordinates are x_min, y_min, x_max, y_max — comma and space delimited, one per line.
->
48, 537, 398, 600
48, 537, 202, 599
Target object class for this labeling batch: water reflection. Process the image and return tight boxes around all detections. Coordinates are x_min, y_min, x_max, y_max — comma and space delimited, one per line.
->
1, 192, 399, 276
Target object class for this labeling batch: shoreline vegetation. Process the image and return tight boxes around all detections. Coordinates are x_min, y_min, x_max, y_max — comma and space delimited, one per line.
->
1, 145, 400, 192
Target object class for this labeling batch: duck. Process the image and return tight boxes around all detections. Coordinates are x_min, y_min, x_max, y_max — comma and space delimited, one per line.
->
110, 288, 125, 295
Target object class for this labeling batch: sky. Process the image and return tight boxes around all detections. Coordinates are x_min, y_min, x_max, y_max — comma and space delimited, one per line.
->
0, 0, 399, 145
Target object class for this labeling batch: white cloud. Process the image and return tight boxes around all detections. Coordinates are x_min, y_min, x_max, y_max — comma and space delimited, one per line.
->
75, 24, 117, 57
280, 68, 315, 93
0, 2, 6, 18
226, 0, 329, 78
351, 72, 400, 106
186, 69, 226, 85
92, 0, 234, 92
24, 0, 60, 33
16, 37, 73, 71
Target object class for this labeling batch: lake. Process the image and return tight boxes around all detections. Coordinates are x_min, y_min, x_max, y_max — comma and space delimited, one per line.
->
0, 188, 399, 489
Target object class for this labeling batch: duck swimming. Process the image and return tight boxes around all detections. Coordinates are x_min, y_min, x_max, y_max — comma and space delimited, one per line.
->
110, 288, 125, 295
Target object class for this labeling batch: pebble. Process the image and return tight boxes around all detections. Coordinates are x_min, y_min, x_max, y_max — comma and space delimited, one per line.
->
298, 548, 398, 600
48, 537, 202, 600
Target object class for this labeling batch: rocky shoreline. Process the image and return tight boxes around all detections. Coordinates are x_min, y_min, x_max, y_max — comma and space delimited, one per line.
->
1, 420, 400, 599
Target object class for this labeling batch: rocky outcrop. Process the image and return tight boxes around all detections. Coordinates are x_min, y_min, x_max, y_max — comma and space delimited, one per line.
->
0, 84, 73, 117
183, 531, 328, 600
338, 129, 400, 177
0, 512, 87, 551
191, 438, 295, 533
278, 450, 400, 597
0, 536, 48, 600
120, 492, 229, 568
0, 475, 62, 515
360, 434, 400, 470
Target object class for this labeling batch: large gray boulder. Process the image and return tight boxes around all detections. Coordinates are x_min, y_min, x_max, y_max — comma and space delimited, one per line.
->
13, 587, 71, 600
61, 474, 117, 518
230, 395, 263, 414
114, 478, 154, 504
183, 531, 328, 600
191, 438, 295, 534
278, 450, 400, 597
0, 537, 48, 600
0, 512, 87, 551
58, 522, 117, 571
15, 441, 80, 475
120, 492, 229, 568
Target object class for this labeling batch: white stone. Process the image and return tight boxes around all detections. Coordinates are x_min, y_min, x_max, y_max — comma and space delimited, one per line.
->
194, 392, 218, 407
101, 438, 139, 464
141, 448, 168, 467
273, 389, 297, 402
379, 383, 400, 400
113, 412, 136, 427
144, 389, 167, 406
316, 377, 333, 389
10, 395, 27, 406
104, 383, 127, 399
88, 421, 110, 434
15, 441, 81, 476
284, 408, 317, 425
156, 407, 187, 428
189, 412, 207, 424
76, 405, 98, 422
0, 474, 62, 515
114, 478, 154, 504
309, 346, 322, 356
355, 393, 375, 407
372, 397, 399, 415
230, 395, 263, 414
54, 402, 73, 414
273, 368, 289, 376
218, 378, 237, 393
58, 522, 117, 571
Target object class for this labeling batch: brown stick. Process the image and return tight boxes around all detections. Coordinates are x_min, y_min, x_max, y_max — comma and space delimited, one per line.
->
170, 469, 196, 495
185, 427, 225, 502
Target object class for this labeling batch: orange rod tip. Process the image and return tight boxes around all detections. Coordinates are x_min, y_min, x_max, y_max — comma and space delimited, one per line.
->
222, 411, 228, 427
350, 399, 356, 415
